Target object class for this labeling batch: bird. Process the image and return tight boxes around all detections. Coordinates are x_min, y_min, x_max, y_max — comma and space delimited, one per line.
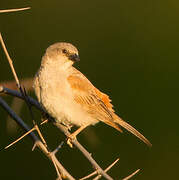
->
33, 42, 152, 147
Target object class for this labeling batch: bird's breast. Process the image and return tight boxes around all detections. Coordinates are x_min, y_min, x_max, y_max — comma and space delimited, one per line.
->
35, 66, 98, 127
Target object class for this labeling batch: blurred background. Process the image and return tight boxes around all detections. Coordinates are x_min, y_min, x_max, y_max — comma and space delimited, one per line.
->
0, 0, 179, 179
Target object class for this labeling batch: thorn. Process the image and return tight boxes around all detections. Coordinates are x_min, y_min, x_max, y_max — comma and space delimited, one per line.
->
4, 127, 35, 150
80, 158, 120, 180
122, 169, 140, 180
0, 7, 31, 13
32, 142, 38, 151
52, 141, 64, 155
40, 119, 48, 125
93, 158, 120, 180
34, 124, 47, 148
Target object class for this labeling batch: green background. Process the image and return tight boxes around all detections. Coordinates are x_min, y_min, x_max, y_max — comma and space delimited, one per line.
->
0, 0, 179, 179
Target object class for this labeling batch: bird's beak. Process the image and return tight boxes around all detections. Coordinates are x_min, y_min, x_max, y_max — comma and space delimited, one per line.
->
69, 54, 80, 62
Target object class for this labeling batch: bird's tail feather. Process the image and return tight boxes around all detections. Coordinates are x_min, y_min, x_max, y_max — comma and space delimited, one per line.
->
113, 115, 152, 147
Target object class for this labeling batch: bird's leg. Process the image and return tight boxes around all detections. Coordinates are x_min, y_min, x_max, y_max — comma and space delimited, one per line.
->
67, 124, 88, 147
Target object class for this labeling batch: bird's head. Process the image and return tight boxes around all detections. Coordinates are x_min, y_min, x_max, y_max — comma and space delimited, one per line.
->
43, 42, 80, 67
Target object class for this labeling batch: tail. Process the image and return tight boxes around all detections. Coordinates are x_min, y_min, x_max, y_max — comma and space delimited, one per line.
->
113, 115, 152, 147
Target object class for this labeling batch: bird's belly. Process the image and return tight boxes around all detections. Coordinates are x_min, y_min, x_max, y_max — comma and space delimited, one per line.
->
40, 87, 98, 128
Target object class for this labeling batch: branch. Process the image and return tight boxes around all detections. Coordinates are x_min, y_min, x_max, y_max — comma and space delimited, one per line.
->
0, 97, 75, 180
1, 86, 141, 180
0, 86, 113, 179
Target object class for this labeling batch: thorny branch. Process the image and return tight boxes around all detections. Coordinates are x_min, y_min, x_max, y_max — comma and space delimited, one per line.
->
0, 86, 140, 180
54, 123, 113, 180
0, 86, 114, 179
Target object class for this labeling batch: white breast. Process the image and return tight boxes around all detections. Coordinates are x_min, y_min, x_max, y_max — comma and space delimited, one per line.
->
34, 62, 98, 128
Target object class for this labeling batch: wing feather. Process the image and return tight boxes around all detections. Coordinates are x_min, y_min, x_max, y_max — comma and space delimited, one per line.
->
67, 71, 115, 122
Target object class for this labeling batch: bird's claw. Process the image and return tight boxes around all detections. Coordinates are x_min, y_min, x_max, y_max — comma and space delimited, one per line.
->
67, 134, 77, 148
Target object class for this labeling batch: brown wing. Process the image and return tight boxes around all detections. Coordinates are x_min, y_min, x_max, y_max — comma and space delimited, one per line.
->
67, 71, 123, 132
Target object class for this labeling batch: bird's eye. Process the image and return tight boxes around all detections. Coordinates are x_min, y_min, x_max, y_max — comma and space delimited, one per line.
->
62, 49, 67, 54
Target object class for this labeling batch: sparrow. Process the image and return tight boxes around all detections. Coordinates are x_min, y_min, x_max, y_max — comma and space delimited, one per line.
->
33, 42, 152, 147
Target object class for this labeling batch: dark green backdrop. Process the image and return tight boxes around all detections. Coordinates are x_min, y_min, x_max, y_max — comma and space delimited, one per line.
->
1, 0, 179, 179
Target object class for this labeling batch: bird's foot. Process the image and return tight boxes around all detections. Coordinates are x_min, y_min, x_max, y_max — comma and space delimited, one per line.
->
66, 125, 88, 148
67, 134, 77, 148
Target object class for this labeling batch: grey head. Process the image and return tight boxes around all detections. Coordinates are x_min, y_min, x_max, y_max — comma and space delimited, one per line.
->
45, 42, 80, 63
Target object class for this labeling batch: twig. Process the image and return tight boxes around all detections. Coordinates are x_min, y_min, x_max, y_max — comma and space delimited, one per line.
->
0, 97, 75, 180
80, 158, 119, 180
122, 169, 140, 180
4, 127, 36, 149
4, 124, 47, 150
51, 155, 62, 180
34, 124, 47, 147
0, 7, 30, 13
51, 142, 64, 180
0, 33, 20, 87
